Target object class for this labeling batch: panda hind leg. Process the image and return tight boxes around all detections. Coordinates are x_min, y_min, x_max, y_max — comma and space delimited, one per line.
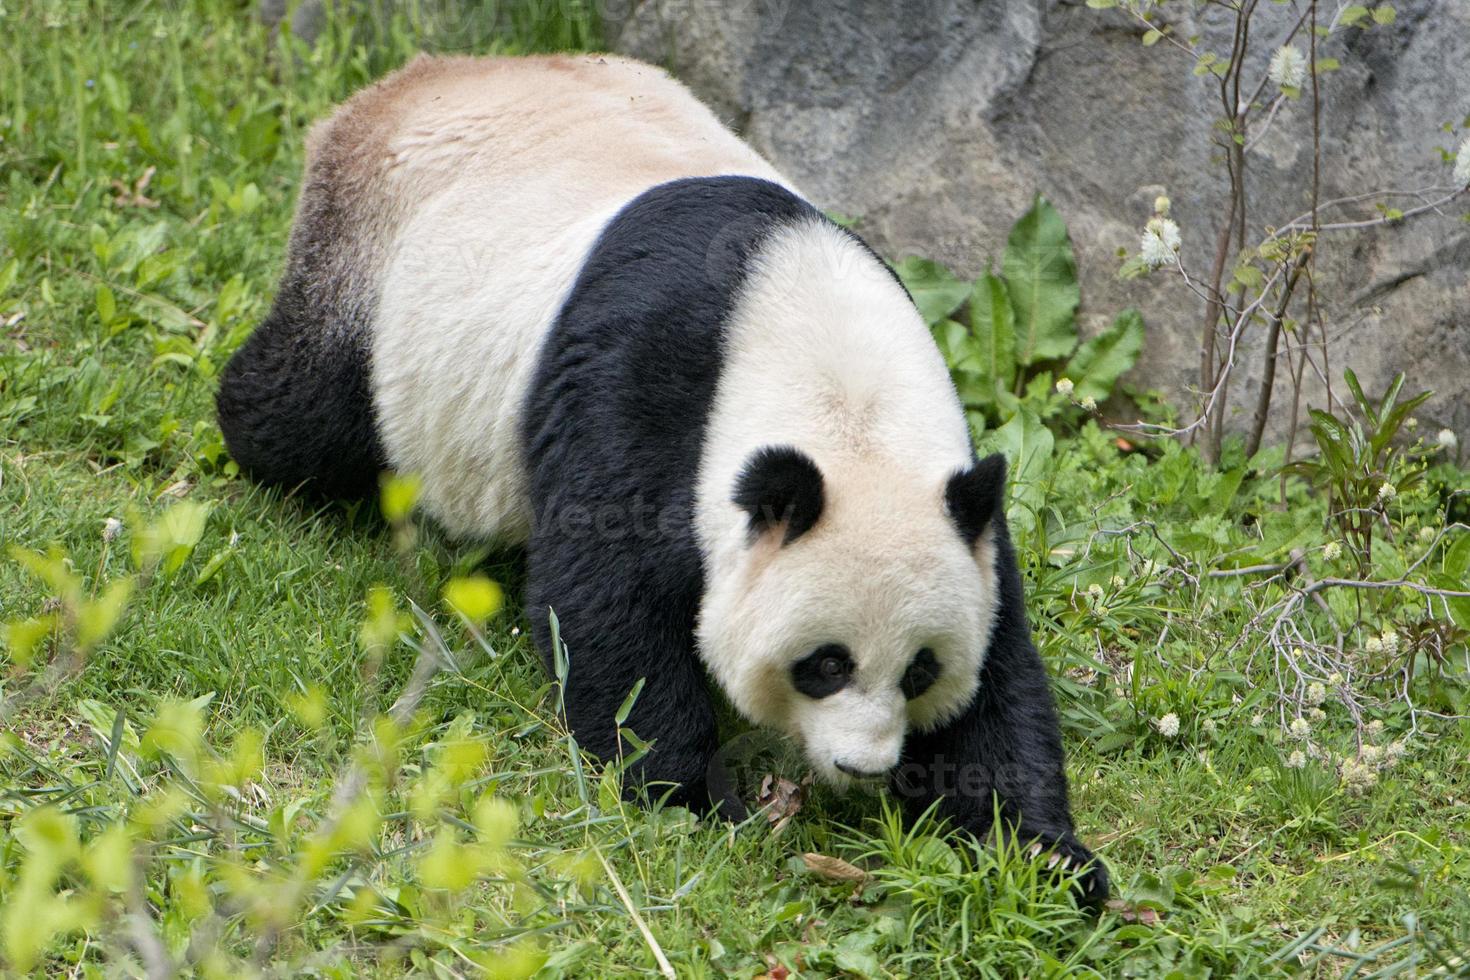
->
215, 282, 385, 498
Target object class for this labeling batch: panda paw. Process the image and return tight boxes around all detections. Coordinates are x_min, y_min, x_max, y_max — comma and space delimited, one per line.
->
1025, 831, 1110, 906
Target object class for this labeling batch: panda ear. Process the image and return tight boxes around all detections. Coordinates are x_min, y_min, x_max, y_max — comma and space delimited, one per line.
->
733, 446, 825, 545
945, 453, 1006, 545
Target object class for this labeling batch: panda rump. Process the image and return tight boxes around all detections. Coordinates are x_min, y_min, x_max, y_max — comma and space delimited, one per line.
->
215, 53, 1106, 902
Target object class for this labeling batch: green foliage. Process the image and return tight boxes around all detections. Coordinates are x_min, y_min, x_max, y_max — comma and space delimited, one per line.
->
1285, 369, 1434, 571
903, 196, 1145, 431
1, 1, 1468, 976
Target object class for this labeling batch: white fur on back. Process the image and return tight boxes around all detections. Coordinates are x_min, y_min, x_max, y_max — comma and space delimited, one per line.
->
365, 55, 791, 540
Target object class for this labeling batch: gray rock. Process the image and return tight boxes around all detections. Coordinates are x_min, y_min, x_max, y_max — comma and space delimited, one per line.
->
611, 0, 1470, 445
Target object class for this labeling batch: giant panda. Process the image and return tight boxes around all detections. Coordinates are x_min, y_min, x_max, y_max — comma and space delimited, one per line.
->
217, 53, 1107, 901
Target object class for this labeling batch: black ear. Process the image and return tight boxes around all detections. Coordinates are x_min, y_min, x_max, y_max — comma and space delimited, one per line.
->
733, 446, 824, 545
946, 453, 1006, 545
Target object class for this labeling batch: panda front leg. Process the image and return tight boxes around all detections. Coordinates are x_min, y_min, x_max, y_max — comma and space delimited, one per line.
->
525, 530, 735, 816
892, 533, 1110, 904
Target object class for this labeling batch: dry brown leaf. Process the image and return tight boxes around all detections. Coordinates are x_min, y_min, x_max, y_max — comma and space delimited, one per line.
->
1105, 899, 1163, 925
111, 166, 160, 208
802, 852, 869, 885
756, 773, 805, 833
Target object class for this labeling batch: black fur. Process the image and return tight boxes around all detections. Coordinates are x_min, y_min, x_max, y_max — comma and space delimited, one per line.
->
215, 165, 386, 498
945, 453, 1007, 545
521, 177, 819, 812
733, 445, 825, 544
893, 492, 1108, 902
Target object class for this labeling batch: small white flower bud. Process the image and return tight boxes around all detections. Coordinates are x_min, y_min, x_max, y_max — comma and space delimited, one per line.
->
1080, 395, 1098, 411
1056, 377, 1074, 397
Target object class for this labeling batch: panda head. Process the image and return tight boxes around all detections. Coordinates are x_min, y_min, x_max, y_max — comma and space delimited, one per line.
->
698, 445, 1006, 786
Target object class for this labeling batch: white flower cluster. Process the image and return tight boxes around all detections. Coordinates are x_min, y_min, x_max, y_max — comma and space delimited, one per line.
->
1139, 217, 1182, 269
1156, 713, 1180, 737
1341, 756, 1378, 794
1268, 44, 1306, 90
1377, 481, 1397, 502
1364, 628, 1400, 656
1289, 716, 1312, 739
1438, 428, 1459, 451
1322, 541, 1342, 561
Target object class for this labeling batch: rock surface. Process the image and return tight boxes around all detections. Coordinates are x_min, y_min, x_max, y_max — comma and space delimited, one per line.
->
609, 0, 1470, 446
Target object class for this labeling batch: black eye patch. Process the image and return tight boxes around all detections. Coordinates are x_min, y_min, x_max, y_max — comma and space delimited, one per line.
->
791, 643, 854, 699
901, 648, 941, 700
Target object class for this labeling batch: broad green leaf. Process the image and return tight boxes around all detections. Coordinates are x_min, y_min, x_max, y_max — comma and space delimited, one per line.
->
1372, 390, 1430, 456
1064, 309, 1145, 402
977, 409, 1054, 533
1002, 195, 1079, 366
892, 256, 970, 326
1343, 367, 1373, 421
95, 284, 116, 326
1443, 534, 1470, 630
969, 270, 1018, 400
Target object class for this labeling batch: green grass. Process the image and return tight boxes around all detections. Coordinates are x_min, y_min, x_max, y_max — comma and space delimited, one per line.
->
3, 1, 1469, 976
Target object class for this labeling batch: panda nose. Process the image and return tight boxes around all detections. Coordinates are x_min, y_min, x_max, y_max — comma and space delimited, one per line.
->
835, 760, 893, 779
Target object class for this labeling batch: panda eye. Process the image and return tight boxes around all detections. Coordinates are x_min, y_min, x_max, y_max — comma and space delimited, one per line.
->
901, 648, 941, 700
791, 644, 853, 699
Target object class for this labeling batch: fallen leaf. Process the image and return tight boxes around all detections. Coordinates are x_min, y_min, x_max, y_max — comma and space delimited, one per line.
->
756, 773, 804, 833
802, 852, 868, 885
1105, 899, 1163, 925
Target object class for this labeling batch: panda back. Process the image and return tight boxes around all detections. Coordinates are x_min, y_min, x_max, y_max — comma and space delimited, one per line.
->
358, 55, 792, 539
